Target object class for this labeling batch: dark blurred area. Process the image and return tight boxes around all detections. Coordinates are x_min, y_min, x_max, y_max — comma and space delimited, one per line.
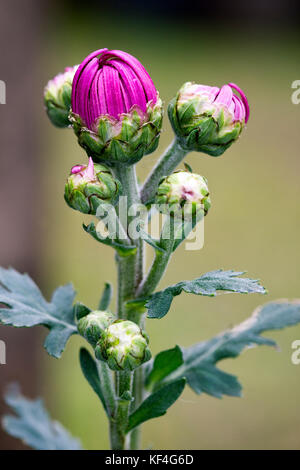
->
0, 0, 300, 450
60, 0, 300, 25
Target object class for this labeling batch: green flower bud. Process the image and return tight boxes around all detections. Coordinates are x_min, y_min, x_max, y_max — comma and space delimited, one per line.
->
155, 170, 211, 219
77, 310, 116, 347
95, 320, 151, 371
168, 82, 249, 157
44, 66, 78, 128
64, 157, 121, 215
70, 99, 163, 165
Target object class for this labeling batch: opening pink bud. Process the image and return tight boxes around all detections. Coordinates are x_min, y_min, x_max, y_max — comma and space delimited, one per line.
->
71, 49, 158, 130
228, 82, 250, 123
71, 157, 95, 180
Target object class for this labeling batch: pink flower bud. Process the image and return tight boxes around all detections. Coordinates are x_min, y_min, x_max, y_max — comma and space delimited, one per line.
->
70, 49, 163, 165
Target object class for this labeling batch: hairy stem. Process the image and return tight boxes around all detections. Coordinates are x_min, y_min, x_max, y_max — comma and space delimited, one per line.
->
96, 360, 116, 417
137, 219, 176, 298
110, 164, 146, 450
141, 138, 188, 204
110, 371, 133, 450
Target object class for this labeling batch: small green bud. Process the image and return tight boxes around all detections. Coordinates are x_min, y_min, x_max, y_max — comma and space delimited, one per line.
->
44, 66, 78, 128
77, 310, 116, 347
168, 82, 249, 157
64, 157, 121, 215
95, 320, 151, 371
155, 170, 211, 219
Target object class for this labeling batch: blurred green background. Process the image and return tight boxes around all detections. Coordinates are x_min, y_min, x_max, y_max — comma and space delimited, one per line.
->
1, 0, 300, 450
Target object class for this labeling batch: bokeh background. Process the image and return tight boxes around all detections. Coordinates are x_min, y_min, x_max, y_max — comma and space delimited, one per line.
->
1, 0, 300, 450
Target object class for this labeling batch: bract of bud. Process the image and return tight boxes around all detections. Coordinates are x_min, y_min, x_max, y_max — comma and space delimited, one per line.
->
64, 157, 121, 214
155, 170, 211, 219
95, 320, 151, 371
70, 49, 163, 165
77, 310, 116, 347
44, 65, 78, 128
168, 81, 249, 157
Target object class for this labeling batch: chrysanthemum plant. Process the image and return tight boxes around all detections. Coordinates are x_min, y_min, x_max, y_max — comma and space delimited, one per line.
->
2, 49, 300, 451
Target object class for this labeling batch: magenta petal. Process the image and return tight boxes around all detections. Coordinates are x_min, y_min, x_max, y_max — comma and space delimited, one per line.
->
109, 59, 147, 112
72, 48, 108, 112
232, 95, 245, 122
85, 157, 95, 179
228, 82, 250, 123
72, 48, 158, 128
89, 69, 102, 125
75, 58, 98, 126
71, 164, 85, 174
214, 84, 233, 107
102, 65, 124, 118
101, 50, 157, 104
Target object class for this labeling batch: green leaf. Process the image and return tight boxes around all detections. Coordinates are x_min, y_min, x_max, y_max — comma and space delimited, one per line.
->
2, 384, 82, 450
126, 378, 186, 432
166, 301, 300, 398
145, 346, 183, 390
83, 222, 137, 257
139, 229, 166, 253
99, 282, 113, 310
0, 267, 77, 358
79, 348, 108, 416
183, 162, 193, 173
146, 270, 266, 319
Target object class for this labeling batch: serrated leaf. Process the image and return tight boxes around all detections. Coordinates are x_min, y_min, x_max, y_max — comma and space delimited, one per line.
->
126, 379, 186, 432
98, 282, 113, 310
145, 346, 183, 390
79, 348, 109, 416
165, 301, 300, 398
83, 222, 137, 257
2, 384, 82, 450
146, 270, 266, 319
0, 267, 77, 358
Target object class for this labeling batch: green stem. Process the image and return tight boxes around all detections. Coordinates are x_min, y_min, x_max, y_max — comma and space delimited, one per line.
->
110, 371, 133, 450
141, 138, 188, 204
96, 360, 116, 417
137, 219, 176, 298
129, 365, 144, 449
110, 164, 146, 450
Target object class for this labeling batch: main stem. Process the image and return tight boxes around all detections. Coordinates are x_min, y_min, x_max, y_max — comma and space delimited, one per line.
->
110, 164, 145, 450
110, 157, 184, 449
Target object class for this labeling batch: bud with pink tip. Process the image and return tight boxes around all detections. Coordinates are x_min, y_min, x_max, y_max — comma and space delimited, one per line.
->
155, 169, 211, 219
64, 157, 121, 214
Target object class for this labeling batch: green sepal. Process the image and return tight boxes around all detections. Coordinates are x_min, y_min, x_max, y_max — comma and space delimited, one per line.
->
99, 283, 113, 310
46, 102, 70, 128
74, 302, 91, 321
70, 98, 163, 165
